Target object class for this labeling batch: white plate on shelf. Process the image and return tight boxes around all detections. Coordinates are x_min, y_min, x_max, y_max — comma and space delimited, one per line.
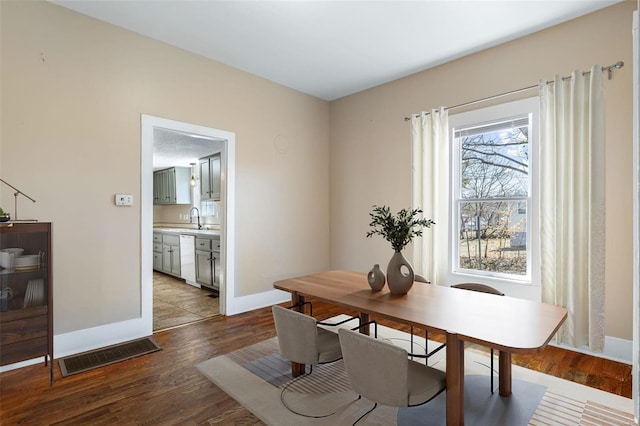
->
0, 248, 24, 269
24, 279, 44, 308
14, 254, 39, 267
0, 248, 24, 256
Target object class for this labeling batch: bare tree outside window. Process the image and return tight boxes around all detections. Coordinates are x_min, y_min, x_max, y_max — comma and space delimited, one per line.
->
455, 117, 530, 276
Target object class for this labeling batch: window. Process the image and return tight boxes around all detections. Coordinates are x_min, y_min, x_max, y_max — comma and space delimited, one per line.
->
449, 98, 539, 284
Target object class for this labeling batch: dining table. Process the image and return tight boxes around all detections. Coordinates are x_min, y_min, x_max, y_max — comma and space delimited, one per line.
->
273, 270, 567, 426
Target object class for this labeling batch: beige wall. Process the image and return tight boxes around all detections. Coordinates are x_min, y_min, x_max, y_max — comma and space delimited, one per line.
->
330, 1, 636, 340
1, 1, 330, 334
2, 0, 635, 344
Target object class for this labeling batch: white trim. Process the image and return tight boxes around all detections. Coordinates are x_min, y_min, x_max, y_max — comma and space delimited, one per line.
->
448, 97, 540, 291
550, 335, 632, 366
0, 317, 149, 372
141, 114, 236, 319
604, 336, 634, 365
229, 289, 291, 315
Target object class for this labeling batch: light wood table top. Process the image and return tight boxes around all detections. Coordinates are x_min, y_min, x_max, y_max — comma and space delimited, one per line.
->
274, 270, 568, 426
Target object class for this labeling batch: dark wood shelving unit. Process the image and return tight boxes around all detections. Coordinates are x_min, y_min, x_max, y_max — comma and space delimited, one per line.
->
0, 222, 53, 384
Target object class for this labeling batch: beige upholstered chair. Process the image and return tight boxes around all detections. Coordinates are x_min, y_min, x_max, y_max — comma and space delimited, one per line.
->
414, 274, 430, 284
338, 328, 446, 424
272, 304, 343, 367
451, 282, 505, 393
451, 282, 504, 296
272, 304, 363, 418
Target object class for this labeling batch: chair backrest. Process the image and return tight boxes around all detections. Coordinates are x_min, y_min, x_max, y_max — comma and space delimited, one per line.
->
451, 282, 504, 296
338, 328, 410, 407
414, 274, 430, 284
272, 305, 320, 365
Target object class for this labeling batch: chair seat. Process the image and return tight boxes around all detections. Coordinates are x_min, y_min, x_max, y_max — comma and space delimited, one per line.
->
317, 328, 342, 363
407, 359, 446, 406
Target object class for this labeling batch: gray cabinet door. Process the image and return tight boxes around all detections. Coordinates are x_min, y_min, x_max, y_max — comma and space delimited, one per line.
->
160, 169, 170, 203
153, 251, 163, 270
195, 249, 214, 288
153, 172, 161, 204
210, 154, 221, 201
199, 154, 221, 201
153, 167, 191, 205
212, 250, 220, 290
170, 244, 181, 276
162, 244, 172, 274
161, 241, 180, 277
166, 168, 176, 204
199, 158, 211, 200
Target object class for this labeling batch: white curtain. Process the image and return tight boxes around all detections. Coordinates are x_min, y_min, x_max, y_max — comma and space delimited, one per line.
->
539, 65, 606, 351
411, 108, 449, 284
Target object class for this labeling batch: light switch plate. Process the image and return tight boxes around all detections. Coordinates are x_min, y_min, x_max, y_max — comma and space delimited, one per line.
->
115, 194, 133, 206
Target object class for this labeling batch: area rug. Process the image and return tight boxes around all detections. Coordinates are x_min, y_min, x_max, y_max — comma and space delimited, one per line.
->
196, 317, 634, 425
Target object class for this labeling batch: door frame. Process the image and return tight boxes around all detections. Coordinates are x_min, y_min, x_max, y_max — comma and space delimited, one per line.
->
141, 114, 236, 328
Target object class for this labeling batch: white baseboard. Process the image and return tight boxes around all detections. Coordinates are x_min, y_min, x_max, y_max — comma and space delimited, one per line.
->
226, 288, 290, 316
549, 335, 632, 365
0, 316, 152, 373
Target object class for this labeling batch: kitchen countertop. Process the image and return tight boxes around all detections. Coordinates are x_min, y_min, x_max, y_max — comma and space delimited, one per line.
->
154, 227, 221, 237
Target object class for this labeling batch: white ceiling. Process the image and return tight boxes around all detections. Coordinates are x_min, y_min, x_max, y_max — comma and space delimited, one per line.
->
52, 0, 621, 101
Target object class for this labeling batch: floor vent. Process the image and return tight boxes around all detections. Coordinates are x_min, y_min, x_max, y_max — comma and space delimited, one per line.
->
59, 337, 161, 377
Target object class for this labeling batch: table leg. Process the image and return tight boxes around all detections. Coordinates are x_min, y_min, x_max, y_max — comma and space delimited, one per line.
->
498, 351, 512, 397
290, 293, 306, 378
359, 312, 370, 335
446, 332, 464, 426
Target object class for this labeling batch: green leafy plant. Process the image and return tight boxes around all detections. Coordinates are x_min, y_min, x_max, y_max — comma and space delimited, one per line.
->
366, 205, 435, 252
0, 207, 7, 217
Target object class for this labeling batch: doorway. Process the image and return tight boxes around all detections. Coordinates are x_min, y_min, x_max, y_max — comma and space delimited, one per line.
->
153, 271, 219, 330
141, 115, 236, 335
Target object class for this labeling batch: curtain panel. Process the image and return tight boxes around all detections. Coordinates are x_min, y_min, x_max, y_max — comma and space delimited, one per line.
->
411, 108, 449, 284
539, 65, 606, 351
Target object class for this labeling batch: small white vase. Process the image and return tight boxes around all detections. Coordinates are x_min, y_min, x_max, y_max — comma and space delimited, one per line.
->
386, 251, 414, 295
367, 264, 386, 292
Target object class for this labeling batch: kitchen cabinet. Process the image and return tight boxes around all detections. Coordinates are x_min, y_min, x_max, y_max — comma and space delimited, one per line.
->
195, 236, 220, 290
161, 234, 181, 277
199, 154, 221, 201
0, 222, 53, 384
153, 233, 163, 270
153, 167, 191, 205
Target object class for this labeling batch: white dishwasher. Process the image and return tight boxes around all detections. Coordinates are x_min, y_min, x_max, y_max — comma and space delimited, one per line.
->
179, 234, 198, 287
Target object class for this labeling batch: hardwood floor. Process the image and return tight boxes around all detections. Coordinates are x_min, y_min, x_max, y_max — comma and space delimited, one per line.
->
0, 300, 632, 424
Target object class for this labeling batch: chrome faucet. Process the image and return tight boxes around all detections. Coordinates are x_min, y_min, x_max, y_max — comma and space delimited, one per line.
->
189, 207, 202, 230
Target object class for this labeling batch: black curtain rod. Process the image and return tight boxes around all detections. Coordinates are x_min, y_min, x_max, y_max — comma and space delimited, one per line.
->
404, 61, 624, 121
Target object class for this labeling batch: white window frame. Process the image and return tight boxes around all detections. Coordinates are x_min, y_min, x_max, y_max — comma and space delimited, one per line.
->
448, 97, 540, 298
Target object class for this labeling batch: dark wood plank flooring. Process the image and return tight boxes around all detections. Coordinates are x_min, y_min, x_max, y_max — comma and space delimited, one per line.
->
0, 300, 632, 424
